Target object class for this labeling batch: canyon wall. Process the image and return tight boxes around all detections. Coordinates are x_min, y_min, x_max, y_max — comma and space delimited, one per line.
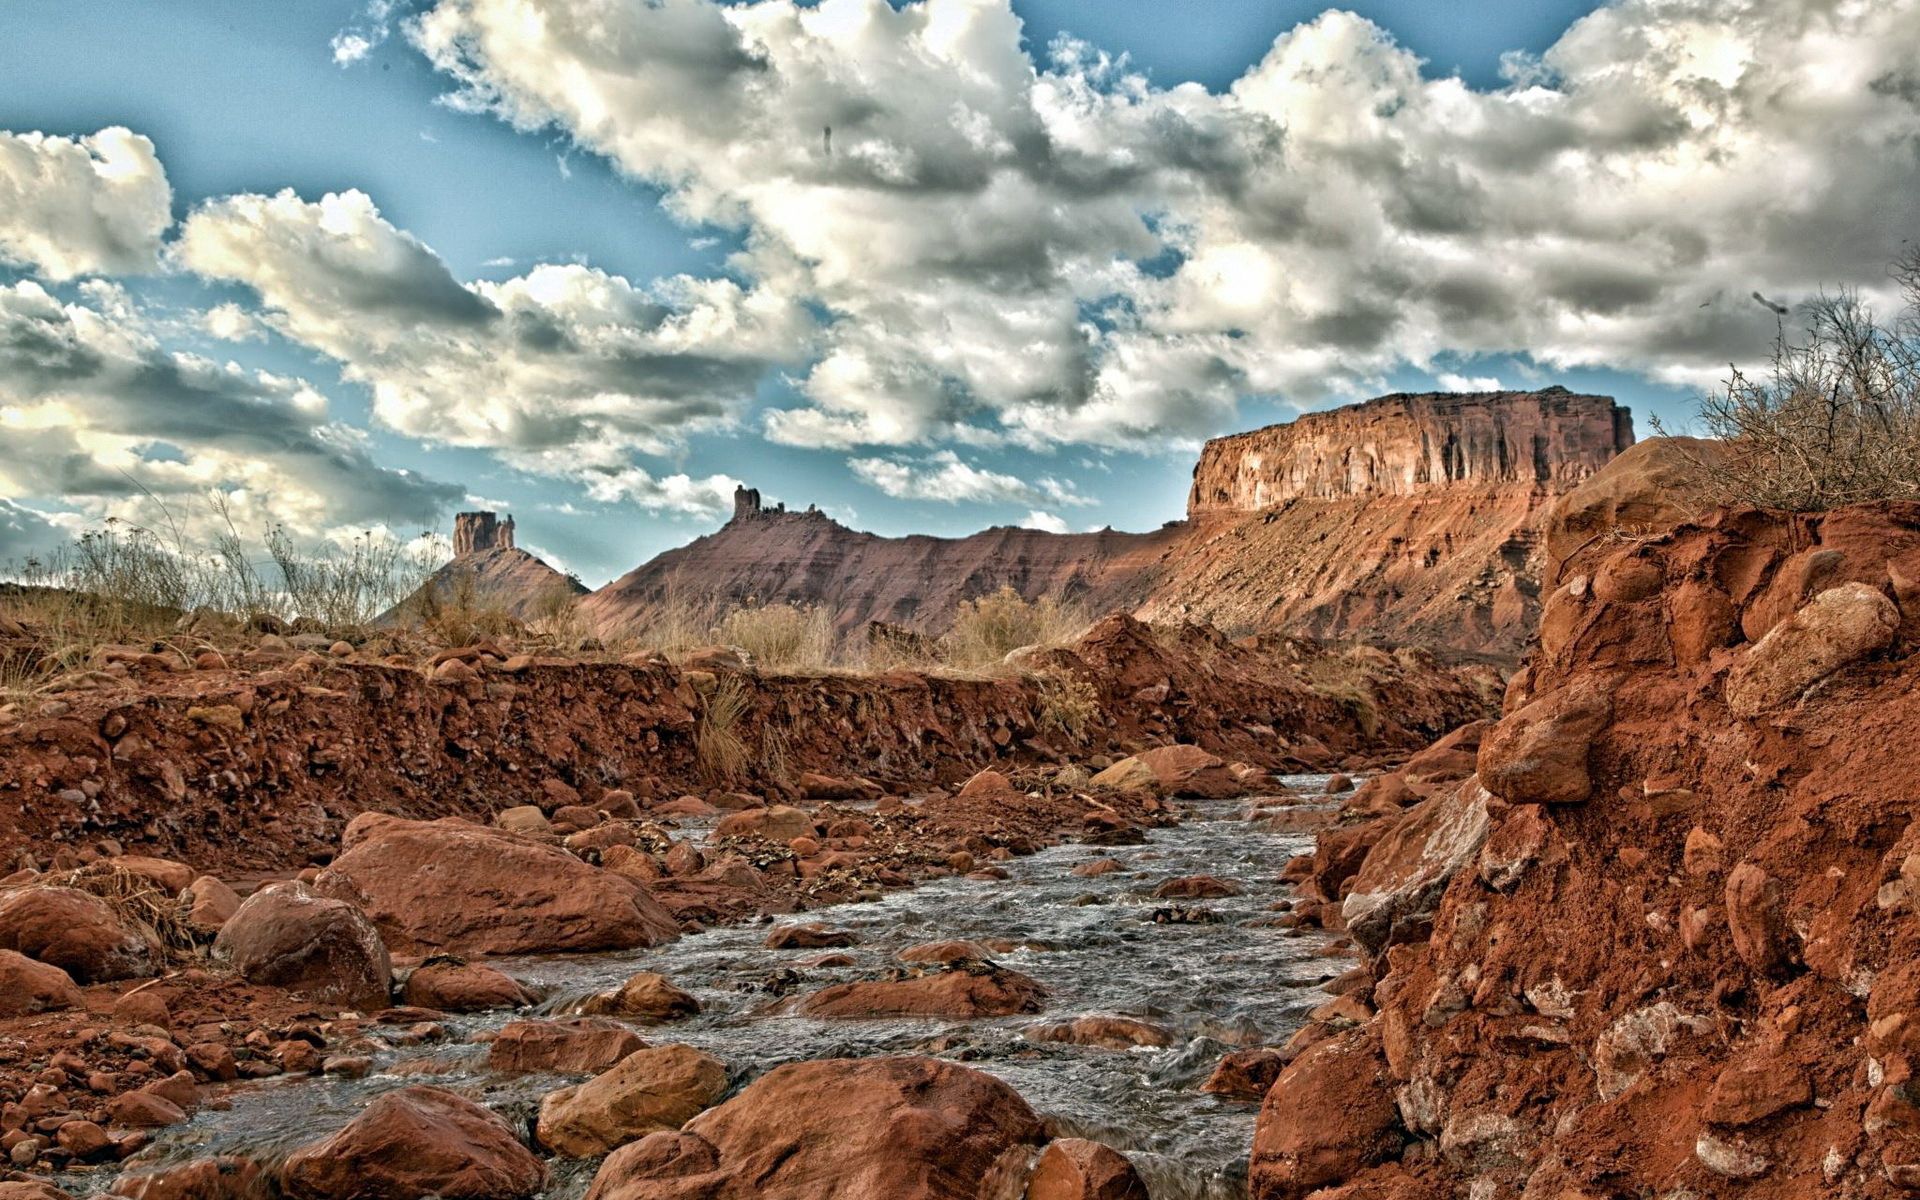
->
574, 389, 1634, 659
1189, 387, 1632, 513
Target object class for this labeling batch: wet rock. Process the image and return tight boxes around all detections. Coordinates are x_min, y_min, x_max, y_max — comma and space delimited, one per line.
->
180, 875, 240, 936
1476, 681, 1613, 805
1250, 1027, 1402, 1200
798, 964, 1047, 1019
713, 806, 814, 844
1026, 1137, 1150, 1200
583, 1056, 1043, 1200
1322, 774, 1354, 795
578, 972, 701, 1022
1201, 1048, 1287, 1100
1725, 582, 1899, 716
315, 817, 679, 956
0, 886, 163, 983
109, 1156, 268, 1200
536, 1044, 728, 1157
896, 939, 993, 964
1153, 874, 1242, 899
280, 1085, 546, 1200
0, 949, 84, 1017
404, 959, 536, 1012
0, 1185, 74, 1200
1071, 858, 1124, 878
212, 881, 391, 1010
488, 1018, 647, 1075
106, 1092, 187, 1129
1135, 745, 1241, 798
1026, 1016, 1173, 1050
764, 923, 856, 950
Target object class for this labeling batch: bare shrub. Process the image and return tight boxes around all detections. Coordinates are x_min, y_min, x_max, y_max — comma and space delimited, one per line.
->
407, 571, 522, 647
713, 602, 836, 671
1034, 671, 1102, 742
1655, 255, 1920, 510
942, 586, 1088, 670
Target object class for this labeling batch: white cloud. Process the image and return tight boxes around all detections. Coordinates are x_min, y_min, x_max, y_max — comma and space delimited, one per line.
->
331, 0, 396, 66
848, 449, 1088, 507
1019, 509, 1068, 533
201, 301, 263, 342
406, 0, 1920, 449
1436, 373, 1503, 393
175, 188, 813, 491
0, 279, 459, 542
0, 127, 172, 280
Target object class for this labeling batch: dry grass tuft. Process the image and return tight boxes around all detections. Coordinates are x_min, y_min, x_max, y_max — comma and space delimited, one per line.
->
713, 602, 837, 671
942, 586, 1089, 671
1034, 671, 1102, 742
31, 864, 199, 956
695, 673, 750, 782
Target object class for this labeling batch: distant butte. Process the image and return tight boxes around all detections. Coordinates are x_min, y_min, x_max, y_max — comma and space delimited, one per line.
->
576, 388, 1634, 660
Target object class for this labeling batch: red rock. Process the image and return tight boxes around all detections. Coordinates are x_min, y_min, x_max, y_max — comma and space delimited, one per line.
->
186, 1042, 239, 1082
1201, 1048, 1287, 1100
1135, 745, 1241, 798
765, 923, 855, 950
113, 988, 171, 1028
713, 806, 814, 843
488, 1018, 648, 1075
1476, 681, 1613, 805
1071, 858, 1124, 877
0, 886, 163, 983
1322, 773, 1354, 795
212, 881, 391, 1010
601, 845, 663, 883
106, 856, 195, 896
180, 876, 240, 936
0, 949, 83, 1017
1025, 1016, 1173, 1049
896, 939, 993, 964
535, 1044, 728, 1157
955, 769, 1014, 798
404, 960, 536, 1012
0, 1184, 75, 1200
1250, 1027, 1402, 1199
1704, 1050, 1811, 1127
1725, 863, 1791, 976
1724, 582, 1899, 716
54, 1119, 112, 1160
578, 972, 701, 1022
280, 1085, 546, 1200
108, 1156, 268, 1200
581, 1056, 1043, 1200
798, 965, 1047, 1019
314, 817, 679, 956
106, 1092, 186, 1129
1025, 1137, 1150, 1200
1153, 875, 1242, 899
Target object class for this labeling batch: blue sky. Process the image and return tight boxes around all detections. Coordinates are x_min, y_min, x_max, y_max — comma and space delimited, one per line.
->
3, 0, 1914, 583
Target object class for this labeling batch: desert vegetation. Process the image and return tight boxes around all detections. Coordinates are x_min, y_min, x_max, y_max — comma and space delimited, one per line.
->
1658, 251, 1920, 509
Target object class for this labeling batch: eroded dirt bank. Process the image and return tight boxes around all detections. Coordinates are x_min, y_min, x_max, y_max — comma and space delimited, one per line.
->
1252, 498, 1920, 1198
0, 614, 1492, 875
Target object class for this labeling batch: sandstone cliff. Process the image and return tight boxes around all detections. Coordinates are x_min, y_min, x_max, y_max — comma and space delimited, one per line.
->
581, 389, 1633, 659
392, 511, 586, 624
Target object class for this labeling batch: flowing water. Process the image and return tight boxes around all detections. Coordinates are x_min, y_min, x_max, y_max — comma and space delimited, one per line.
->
81, 778, 1348, 1199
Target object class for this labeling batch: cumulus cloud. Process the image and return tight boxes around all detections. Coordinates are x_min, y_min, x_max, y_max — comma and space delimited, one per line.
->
0, 279, 460, 541
1019, 509, 1068, 533
1436, 373, 1504, 393
175, 188, 813, 485
407, 0, 1920, 447
0, 127, 172, 280
201, 301, 263, 342
331, 0, 397, 65
848, 449, 1088, 507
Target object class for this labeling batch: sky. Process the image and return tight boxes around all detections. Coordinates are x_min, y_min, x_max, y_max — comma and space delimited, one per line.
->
2, 0, 1917, 585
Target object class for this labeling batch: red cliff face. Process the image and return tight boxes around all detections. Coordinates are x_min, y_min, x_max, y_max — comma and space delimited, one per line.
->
452, 511, 516, 556
581, 389, 1635, 660
1188, 387, 1632, 514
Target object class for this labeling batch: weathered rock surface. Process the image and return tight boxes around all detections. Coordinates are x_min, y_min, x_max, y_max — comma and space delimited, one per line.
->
212, 881, 391, 1010
0, 948, 84, 1016
581, 1056, 1044, 1199
280, 1085, 546, 1200
577, 971, 700, 1022
0, 886, 162, 984
796, 965, 1047, 1019
1025, 1138, 1150, 1200
536, 1044, 728, 1157
403, 959, 535, 1012
488, 1018, 648, 1075
314, 817, 679, 956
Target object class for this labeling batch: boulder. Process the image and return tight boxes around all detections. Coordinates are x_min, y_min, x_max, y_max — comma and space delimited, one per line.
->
212, 882, 391, 1010
488, 1017, 648, 1075
581, 1056, 1044, 1200
578, 972, 701, 1022
765, 923, 856, 950
404, 960, 536, 1012
1153, 875, 1242, 899
536, 1044, 729, 1157
1724, 582, 1900, 717
280, 1086, 546, 1200
314, 817, 679, 956
1088, 757, 1157, 793
0, 886, 163, 983
1135, 745, 1240, 798
797, 965, 1046, 1019
1476, 681, 1613, 805
1026, 1138, 1150, 1200
180, 876, 241, 936
0, 1186, 74, 1200
1025, 1016, 1172, 1049
495, 806, 552, 836
108, 1157, 268, 1199
713, 806, 815, 844
107, 856, 195, 897
0, 949, 84, 1017
896, 939, 993, 964
1202, 1048, 1287, 1100
1250, 1028, 1402, 1200
1341, 785, 1491, 953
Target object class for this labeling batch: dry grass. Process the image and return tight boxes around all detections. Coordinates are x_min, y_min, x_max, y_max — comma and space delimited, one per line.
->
30, 864, 198, 956
695, 673, 750, 782
942, 586, 1089, 671
713, 602, 837, 671
1653, 253, 1920, 511
1034, 671, 1102, 742
1302, 648, 1385, 738
405, 571, 522, 646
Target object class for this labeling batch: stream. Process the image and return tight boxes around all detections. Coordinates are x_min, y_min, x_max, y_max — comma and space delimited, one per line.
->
84, 776, 1348, 1199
